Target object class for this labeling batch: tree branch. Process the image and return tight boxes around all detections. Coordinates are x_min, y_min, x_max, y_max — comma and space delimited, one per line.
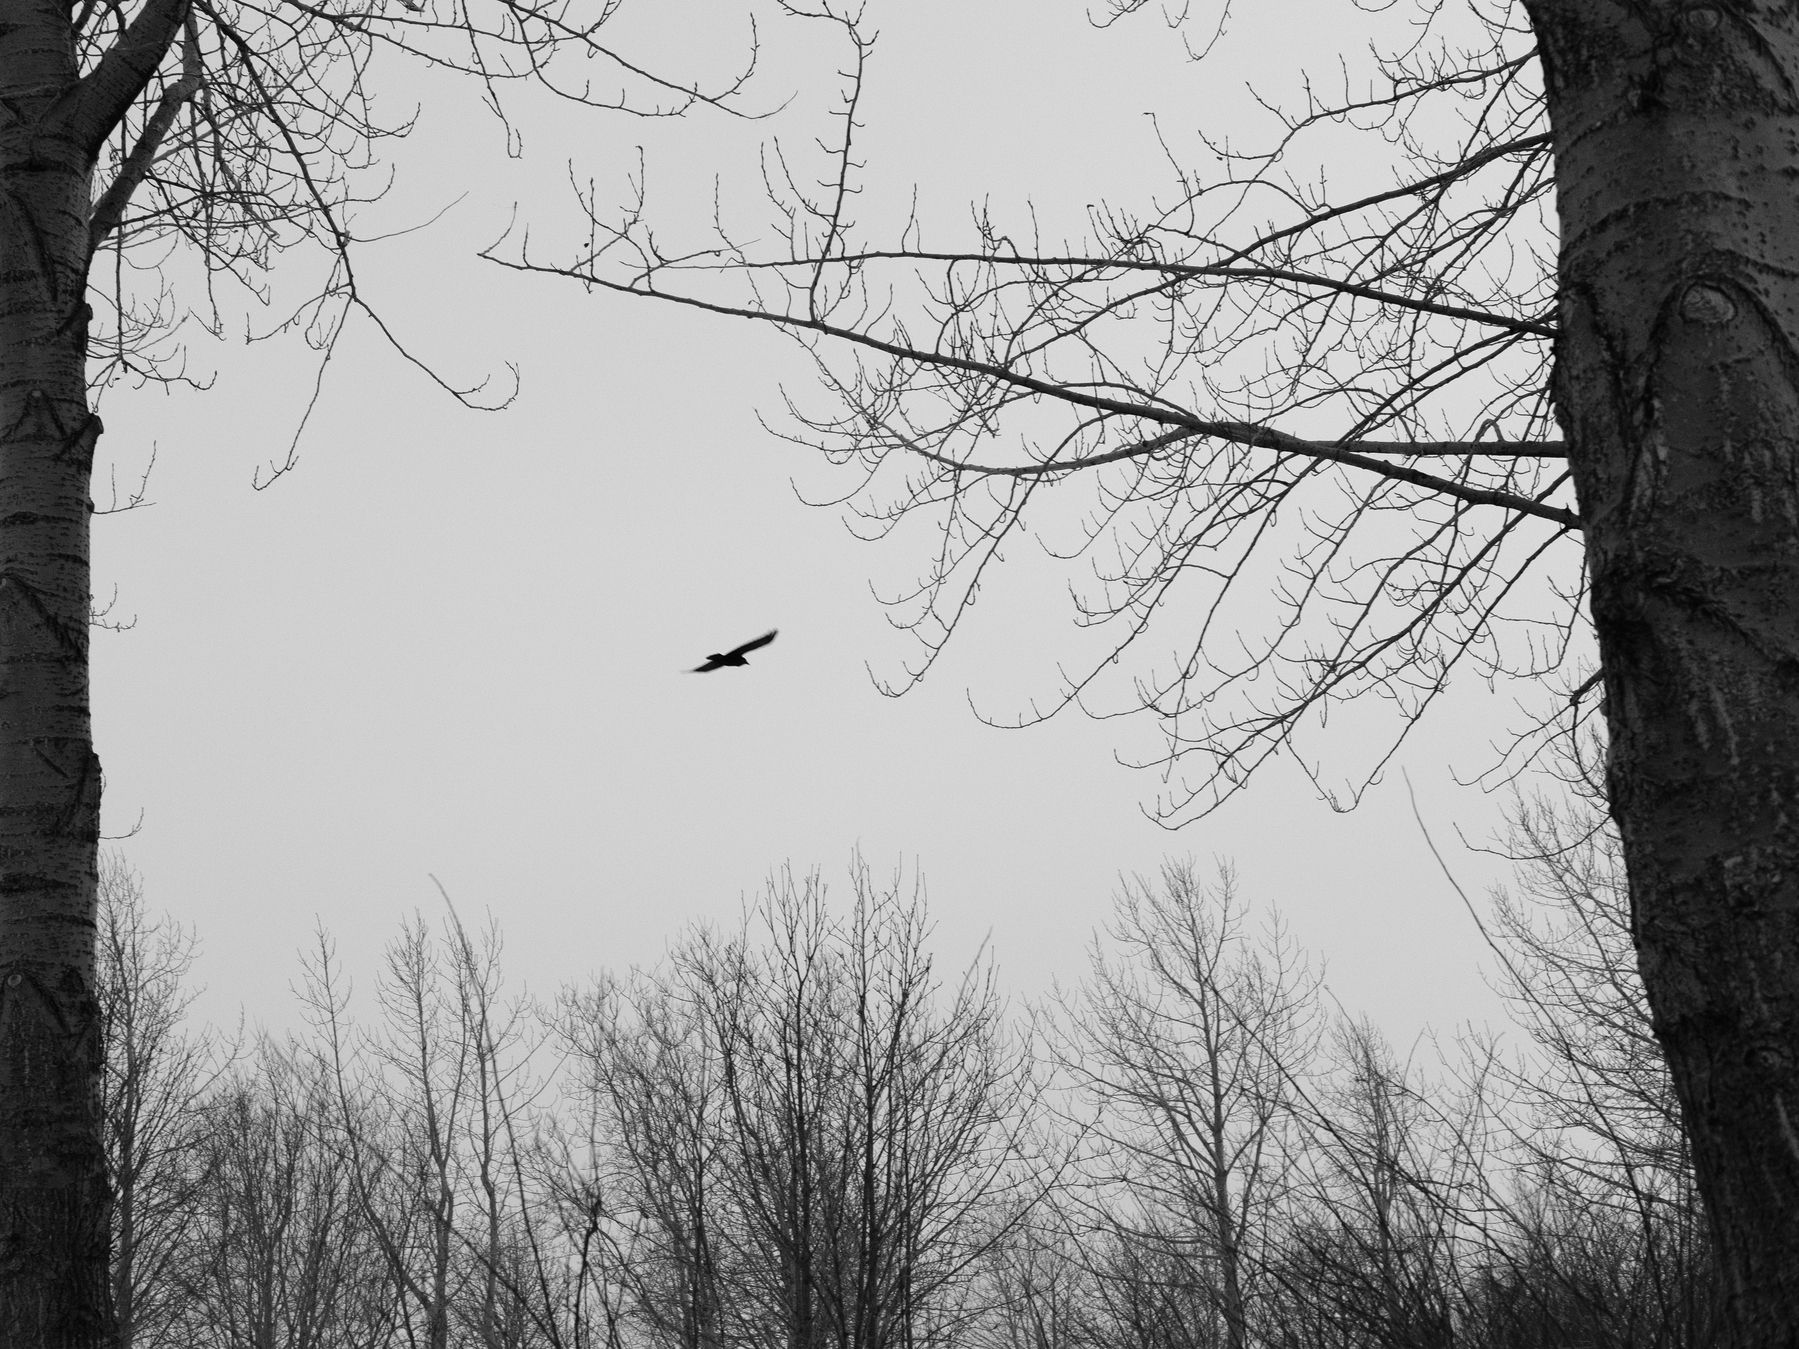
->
493, 255, 1575, 529
900, 423, 1578, 528
88, 11, 201, 258
740, 251, 1558, 339
57, 0, 190, 155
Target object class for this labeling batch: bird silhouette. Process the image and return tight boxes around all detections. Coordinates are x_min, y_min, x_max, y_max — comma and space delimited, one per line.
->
690, 629, 778, 673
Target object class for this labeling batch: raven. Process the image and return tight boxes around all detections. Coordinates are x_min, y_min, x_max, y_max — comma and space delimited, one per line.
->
691, 629, 778, 673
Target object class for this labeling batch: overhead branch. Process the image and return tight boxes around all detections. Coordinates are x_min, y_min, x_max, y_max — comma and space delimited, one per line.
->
739, 252, 1558, 339
900, 424, 1579, 529
89, 11, 202, 258
482, 255, 1363, 434
488, 255, 1576, 529
1222, 131, 1553, 264
57, 0, 190, 155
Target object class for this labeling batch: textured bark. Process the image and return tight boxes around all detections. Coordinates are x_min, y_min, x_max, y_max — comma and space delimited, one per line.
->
0, 2, 110, 1345
1526, 1, 1799, 1341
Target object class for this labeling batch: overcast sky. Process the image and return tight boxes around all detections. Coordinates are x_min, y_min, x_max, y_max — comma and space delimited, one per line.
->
86, 0, 1565, 1050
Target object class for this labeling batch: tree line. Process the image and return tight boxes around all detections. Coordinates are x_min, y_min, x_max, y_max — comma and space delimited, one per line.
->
100, 769, 1721, 1349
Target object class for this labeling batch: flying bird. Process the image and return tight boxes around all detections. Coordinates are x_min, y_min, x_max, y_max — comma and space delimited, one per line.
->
690, 629, 778, 673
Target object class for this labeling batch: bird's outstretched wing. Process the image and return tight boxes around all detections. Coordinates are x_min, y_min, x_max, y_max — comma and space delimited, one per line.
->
728, 629, 778, 659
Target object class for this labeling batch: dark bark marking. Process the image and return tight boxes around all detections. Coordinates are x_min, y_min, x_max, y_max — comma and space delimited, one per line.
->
0, 573, 87, 656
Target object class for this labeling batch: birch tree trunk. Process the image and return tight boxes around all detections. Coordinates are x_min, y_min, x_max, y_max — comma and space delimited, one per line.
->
1528, 1, 1799, 1337
0, 1, 122, 1342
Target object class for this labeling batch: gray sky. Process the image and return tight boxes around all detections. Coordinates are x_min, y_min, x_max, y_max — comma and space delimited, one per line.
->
88, 0, 1559, 1047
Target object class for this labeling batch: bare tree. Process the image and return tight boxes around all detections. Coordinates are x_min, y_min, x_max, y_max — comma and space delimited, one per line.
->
301, 911, 546, 1349
557, 861, 1042, 1349
1484, 752, 1721, 1345
1272, 1019, 1494, 1349
1047, 862, 1321, 1349
971, 1223, 1096, 1349
94, 852, 231, 1349
1492, 751, 1693, 1221
556, 961, 731, 1349
507, 1, 1799, 1332
182, 1042, 395, 1349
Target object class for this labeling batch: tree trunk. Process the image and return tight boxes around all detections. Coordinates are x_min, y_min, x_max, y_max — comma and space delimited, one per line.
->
1527, 1, 1799, 1340
1208, 1111, 1247, 1349
0, 3, 109, 1346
